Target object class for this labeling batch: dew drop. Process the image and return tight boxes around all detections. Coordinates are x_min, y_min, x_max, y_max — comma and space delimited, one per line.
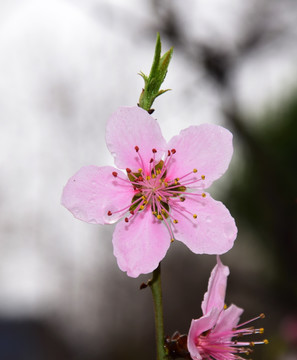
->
206, 216, 212, 223
224, 223, 235, 239
102, 208, 119, 224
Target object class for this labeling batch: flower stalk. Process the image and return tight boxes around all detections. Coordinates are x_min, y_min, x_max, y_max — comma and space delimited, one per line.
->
149, 263, 168, 360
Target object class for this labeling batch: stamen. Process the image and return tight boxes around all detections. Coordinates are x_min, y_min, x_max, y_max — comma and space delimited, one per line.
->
134, 146, 139, 152
112, 171, 118, 177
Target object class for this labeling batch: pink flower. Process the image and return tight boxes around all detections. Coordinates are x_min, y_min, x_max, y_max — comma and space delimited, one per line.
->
188, 256, 267, 360
61, 106, 237, 277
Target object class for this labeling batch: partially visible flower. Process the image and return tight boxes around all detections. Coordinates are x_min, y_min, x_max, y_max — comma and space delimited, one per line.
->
62, 106, 237, 277
188, 256, 268, 360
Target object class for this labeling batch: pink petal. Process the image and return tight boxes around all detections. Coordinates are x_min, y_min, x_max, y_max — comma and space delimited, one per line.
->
171, 194, 237, 255
167, 124, 233, 188
61, 165, 134, 224
201, 256, 229, 315
112, 208, 171, 277
105, 106, 167, 172
214, 304, 243, 337
187, 309, 220, 360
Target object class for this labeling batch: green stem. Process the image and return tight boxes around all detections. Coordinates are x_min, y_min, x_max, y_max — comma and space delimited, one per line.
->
149, 263, 167, 360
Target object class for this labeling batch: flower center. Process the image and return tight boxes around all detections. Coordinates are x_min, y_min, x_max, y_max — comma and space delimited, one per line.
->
108, 147, 206, 241
195, 313, 268, 359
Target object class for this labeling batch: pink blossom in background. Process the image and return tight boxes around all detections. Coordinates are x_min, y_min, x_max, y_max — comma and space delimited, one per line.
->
188, 256, 267, 360
61, 106, 237, 277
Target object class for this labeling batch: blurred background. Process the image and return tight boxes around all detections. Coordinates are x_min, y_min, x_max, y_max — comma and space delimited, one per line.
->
1, 0, 297, 359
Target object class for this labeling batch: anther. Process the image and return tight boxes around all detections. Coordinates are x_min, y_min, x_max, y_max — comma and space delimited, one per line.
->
193, 214, 197, 219
146, 176, 151, 180
126, 168, 131, 173
171, 149, 176, 154
138, 176, 143, 181
167, 150, 171, 156
150, 158, 154, 163
135, 146, 139, 152
193, 168, 197, 173
157, 214, 162, 220
224, 304, 227, 310
260, 313, 265, 319
180, 197, 185, 202
173, 219, 178, 224
112, 171, 118, 177
170, 238, 174, 243
152, 148, 157, 153
250, 342, 255, 347
139, 205, 144, 210
264, 339, 269, 345
138, 168, 143, 173
107, 211, 112, 216
201, 175, 205, 180
130, 210, 134, 215
125, 217, 129, 223
202, 193, 206, 198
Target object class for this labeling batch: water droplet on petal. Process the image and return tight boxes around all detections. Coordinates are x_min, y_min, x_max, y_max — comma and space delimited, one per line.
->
224, 223, 235, 239
206, 216, 212, 223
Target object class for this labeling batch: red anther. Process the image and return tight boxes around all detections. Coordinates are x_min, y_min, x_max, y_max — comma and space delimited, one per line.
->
135, 146, 139, 152
107, 211, 112, 216
130, 210, 135, 215
152, 148, 157, 153
125, 217, 129, 223
168, 150, 171, 156
112, 171, 118, 177
150, 158, 154, 163
138, 176, 143, 181
126, 168, 131, 173
171, 148, 176, 154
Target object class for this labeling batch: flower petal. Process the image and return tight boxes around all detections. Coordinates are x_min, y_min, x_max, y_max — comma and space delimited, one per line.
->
106, 106, 167, 172
171, 194, 237, 255
187, 309, 220, 360
112, 208, 171, 277
201, 256, 229, 315
167, 124, 233, 188
61, 165, 134, 224
214, 304, 243, 337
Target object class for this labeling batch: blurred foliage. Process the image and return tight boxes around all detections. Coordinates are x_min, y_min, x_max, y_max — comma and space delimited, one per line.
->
227, 94, 297, 305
